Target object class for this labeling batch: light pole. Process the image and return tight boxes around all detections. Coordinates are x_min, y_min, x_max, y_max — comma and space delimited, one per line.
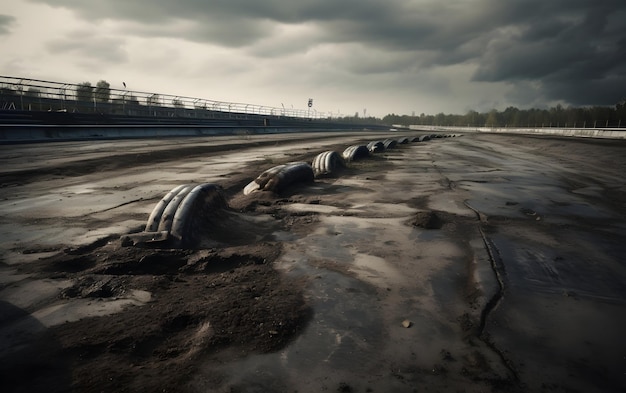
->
308, 98, 313, 119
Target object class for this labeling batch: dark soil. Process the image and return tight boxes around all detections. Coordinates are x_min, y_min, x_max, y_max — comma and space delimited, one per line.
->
408, 210, 445, 229
5, 204, 315, 393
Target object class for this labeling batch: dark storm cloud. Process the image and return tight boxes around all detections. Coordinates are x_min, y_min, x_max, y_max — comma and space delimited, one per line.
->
27, 0, 626, 107
471, 1, 626, 105
0, 14, 15, 35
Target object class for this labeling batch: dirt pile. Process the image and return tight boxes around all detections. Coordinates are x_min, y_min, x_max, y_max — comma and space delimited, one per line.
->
6, 227, 312, 393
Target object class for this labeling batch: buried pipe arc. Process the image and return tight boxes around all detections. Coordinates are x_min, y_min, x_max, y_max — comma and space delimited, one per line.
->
342, 145, 370, 162
383, 139, 398, 149
312, 151, 345, 177
145, 184, 187, 232
170, 183, 226, 243
267, 162, 314, 193
134, 134, 461, 247
367, 141, 385, 153
397, 137, 410, 144
245, 162, 314, 195
157, 185, 194, 233
243, 164, 286, 195
323, 151, 341, 173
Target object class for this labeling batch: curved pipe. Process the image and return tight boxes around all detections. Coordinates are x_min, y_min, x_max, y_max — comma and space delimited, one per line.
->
170, 183, 226, 243
243, 164, 286, 195
312, 151, 344, 177
265, 162, 314, 193
367, 141, 385, 153
157, 185, 194, 232
245, 162, 314, 194
145, 184, 187, 232
342, 145, 369, 162
383, 139, 398, 149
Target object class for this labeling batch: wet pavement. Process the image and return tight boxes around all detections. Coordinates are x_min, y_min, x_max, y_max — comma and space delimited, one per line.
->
1, 132, 626, 392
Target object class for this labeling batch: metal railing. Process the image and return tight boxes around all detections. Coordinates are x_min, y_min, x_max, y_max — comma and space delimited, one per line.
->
0, 76, 333, 120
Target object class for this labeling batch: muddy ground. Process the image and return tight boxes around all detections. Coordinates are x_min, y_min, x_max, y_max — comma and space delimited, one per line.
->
1, 132, 626, 392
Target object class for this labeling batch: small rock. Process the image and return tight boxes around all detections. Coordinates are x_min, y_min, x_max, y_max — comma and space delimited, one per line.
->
402, 320, 412, 328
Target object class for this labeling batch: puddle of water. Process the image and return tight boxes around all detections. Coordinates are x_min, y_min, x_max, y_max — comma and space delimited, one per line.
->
195, 249, 387, 390
350, 253, 403, 287
490, 231, 626, 301
0, 224, 93, 254
281, 203, 343, 215
71, 220, 145, 245
487, 276, 626, 393
32, 290, 152, 327
63, 184, 99, 195
200, 195, 481, 389
0, 278, 73, 310
0, 268, 32, 286
427, 196, 475, 217
272, 230, 299, 242
570, 185, 603, 198
463, 179, 614, 223
0, 250, 59, 266
349, 202, 416, 217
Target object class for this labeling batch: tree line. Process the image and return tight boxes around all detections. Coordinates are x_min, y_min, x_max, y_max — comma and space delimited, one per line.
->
382, 102, 626, 128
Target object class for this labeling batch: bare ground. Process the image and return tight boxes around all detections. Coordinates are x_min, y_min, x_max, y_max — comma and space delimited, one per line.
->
2, 133, 626, 392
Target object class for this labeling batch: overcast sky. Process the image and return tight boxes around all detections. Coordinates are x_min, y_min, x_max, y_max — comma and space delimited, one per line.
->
1, 0, 625, 117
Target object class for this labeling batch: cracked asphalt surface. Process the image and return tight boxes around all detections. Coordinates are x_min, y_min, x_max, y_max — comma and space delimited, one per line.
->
1, 131, 625, 392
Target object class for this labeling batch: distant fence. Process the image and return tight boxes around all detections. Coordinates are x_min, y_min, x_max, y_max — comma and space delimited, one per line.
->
0, 76, 333, 120
407, 125, 626, 139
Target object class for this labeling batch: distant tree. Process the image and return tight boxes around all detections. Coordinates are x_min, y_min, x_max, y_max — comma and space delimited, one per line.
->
25, 87, 41, 98
485, 109, 499, 127
95, 80, 111, 103
616, 99, 626, 126
381, 100, 625, 128
550, 104, 566, 127
460, 110, 475, 126
501, 106, 519, 126
513, 110, 526, 127
76, 82, 93, 102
